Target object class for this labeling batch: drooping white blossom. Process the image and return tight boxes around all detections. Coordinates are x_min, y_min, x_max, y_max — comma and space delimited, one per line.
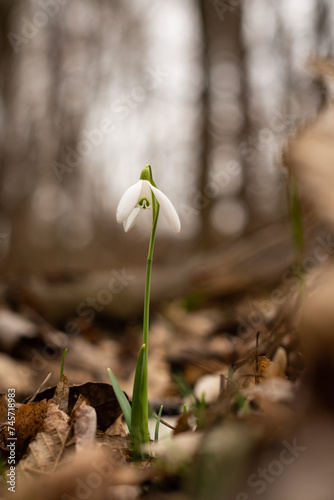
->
116, 179, 181, 233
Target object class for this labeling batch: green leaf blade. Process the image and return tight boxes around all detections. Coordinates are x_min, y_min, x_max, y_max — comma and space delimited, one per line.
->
107, 368, 132, 431
154, 405, 163, 442
131, 344, 150, 457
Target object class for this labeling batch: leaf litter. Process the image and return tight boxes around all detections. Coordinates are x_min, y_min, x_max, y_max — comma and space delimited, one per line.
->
2, 60, 334, 500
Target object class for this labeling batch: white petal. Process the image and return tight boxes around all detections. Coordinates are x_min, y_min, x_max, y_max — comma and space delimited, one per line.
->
150, 185, 181, 233
116, 180, 142, 223
140, 180, 153, 205
123, 207, 140, 232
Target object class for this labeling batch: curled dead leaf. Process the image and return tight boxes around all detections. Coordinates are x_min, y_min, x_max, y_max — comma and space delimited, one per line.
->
1, 400, 49, 459
29, 381, 123, 430
70, 394, 97, 452
43, 403, 69, 434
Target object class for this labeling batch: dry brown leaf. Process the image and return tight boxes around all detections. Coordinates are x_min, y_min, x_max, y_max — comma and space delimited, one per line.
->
43, 402, 69, 434
173, 412, 192, 435
53, 375, 69, 413
244, 377, 295, 422
285, 100, 334, 227
298, 263, 334, 354
233, 362, 256, 389
106, 414, 127, 437
96, 433, 131, 463
70, 394, 97, 452
254, 356, 271, 384
296, 263, 334, 411
1, 400, 49, 459
233, 355, 271, 389
16, 403, 72, 483
17, 427, 71, 477
30, 381, 123, 430
12, 441, 149, 500
0, 393, 8, 425
266, 347, 287, 379
16, 409, 131, 492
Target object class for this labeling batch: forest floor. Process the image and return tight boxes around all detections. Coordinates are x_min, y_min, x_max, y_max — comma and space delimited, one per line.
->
1, 88, 334, 500
0, 230, 334, 500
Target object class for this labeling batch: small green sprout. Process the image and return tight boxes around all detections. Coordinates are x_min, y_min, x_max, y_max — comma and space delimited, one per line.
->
60, 348, 68, 379
154, 405, 164, 442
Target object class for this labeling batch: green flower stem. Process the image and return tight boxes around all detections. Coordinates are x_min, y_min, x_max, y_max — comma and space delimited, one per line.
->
141, 189, 160, 440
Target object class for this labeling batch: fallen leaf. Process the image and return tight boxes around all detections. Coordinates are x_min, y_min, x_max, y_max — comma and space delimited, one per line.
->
285, 99, 334, 227
173, 412, 192, 435
14, 446, 143, 500
17, 427, 70, 477
96, 432, 131, 463
266, 347, 287, 379
254, 356, 271, 384
43, 402, 69, 434
29, 382, 123, 430
2, 400, 49, 459
245, 377, 295, 409
297, 262, 334, 411
0, 394, 8, 425
70, 395, 97, 452
233, 354, 273, 389
53, 375, 69, 413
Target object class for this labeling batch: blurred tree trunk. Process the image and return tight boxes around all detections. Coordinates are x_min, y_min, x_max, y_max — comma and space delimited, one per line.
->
197, 0, 243, 248
0, 1, 14, 191
0, 2, 91, 270
0, 1, 47, 270
0, 0, 146, 272
0, 0, 26, 269
197, 0, 211, 249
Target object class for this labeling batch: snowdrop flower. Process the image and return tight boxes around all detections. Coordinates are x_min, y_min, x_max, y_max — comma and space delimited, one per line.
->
116, 166, 181, 233
112, 165, 180, 454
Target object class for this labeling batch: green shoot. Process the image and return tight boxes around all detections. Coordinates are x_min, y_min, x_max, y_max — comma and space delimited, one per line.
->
60, 348, 68, 379
234, 390, 251, 415
131, 344, 150, 457
107, 368, 132, 431
173, 372, 199, 409
154, 405, 164, 442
